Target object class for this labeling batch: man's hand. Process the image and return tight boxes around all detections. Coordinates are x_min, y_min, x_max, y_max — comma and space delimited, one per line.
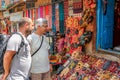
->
0, 73, 8, 80
1, 50, 16, 80
50, 64, 53, 72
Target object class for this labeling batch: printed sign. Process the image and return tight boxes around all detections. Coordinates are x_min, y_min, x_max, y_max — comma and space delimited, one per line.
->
3, 11, 9, 17
10, 11, 23, 21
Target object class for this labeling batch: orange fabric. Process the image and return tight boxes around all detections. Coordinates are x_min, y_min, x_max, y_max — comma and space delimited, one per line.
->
36, 8, 38, 20
31, 9, 34, 21
43, 6, 45, 18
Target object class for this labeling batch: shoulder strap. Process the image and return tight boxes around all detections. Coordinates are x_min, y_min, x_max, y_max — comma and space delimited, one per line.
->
13, 33, 24, 54
32, 36, 44, 56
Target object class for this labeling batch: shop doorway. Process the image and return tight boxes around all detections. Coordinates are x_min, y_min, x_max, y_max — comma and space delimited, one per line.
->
113, 0, 120, 48
96, 0, 120, 53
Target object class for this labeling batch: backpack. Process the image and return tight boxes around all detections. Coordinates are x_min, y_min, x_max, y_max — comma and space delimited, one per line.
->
0, 33, 24, 74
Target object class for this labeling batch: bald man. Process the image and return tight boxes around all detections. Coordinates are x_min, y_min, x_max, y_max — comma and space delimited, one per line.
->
1, 17, 34, 80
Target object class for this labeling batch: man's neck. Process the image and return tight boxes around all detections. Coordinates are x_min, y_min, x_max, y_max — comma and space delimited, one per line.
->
19, 29, 26, 37
35, 31, 42, 36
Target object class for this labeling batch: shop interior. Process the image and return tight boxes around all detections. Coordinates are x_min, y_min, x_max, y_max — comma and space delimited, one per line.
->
113, 0, 120, 52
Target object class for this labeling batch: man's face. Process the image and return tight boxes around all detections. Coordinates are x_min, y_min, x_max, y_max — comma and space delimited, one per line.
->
39, 23, 48, 34
26, 21, 34, 36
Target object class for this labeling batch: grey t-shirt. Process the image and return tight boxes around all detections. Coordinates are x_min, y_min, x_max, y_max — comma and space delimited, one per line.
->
6, 32, 31, 80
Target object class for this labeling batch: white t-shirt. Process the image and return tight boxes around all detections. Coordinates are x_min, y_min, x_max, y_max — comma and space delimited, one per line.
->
6, 32, 31, 80
27, 33, 50, 73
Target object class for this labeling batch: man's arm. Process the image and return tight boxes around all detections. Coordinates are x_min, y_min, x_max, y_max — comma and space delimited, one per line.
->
2, 50, 16, 80
48, 50, 53, 72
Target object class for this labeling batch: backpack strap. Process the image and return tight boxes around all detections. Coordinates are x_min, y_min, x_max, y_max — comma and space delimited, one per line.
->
9, 33, 24, 54
15, 33, 25, 54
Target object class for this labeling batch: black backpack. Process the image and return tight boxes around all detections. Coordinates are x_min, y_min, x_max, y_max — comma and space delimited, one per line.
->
0, 33, 24, 74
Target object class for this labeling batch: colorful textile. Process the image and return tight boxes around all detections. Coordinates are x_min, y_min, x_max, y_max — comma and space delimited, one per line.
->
52, 4, 56, 33
53, 54, 120, 80
40, 6, 43, 18
35, 8, 38, 20
49, 5, 52, 28
59, 2, 64, 34
45, 5, 49, 15
31, 9, 34, 21
26, 10, 28, 17
64, 0, 68, 26
28, 10, 30, 18
55, 3, 59, 32
43, 6, 45, 18
38, 7, 40, 18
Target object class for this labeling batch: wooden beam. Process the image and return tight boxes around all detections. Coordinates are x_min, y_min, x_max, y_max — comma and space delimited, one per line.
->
6, 1, 25, 11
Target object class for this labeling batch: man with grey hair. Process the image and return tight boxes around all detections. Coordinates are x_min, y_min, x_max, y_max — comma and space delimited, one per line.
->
27, 18, 52, 80
1, 17, 34, 80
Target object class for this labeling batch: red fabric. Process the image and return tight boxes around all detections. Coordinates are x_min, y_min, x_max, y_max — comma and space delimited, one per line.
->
45, 5, 49, 15
31, 9, 34, 20
26, 10, 28, 17
40, 6, 43, 18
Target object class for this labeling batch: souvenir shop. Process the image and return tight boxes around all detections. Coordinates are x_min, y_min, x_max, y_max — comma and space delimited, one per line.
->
1, 0, 120, 79
47, 0, 119, 80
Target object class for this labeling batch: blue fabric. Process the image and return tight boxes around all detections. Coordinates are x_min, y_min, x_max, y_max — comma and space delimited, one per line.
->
52, 4, 56, 33
59, 2, 64, 34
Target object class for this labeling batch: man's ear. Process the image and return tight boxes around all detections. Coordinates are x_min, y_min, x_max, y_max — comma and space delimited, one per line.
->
24, 23, 29, 28
24, 23, 28, 26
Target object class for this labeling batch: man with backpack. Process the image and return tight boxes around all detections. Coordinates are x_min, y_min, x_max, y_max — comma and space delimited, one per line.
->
1, 17, 34, 80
